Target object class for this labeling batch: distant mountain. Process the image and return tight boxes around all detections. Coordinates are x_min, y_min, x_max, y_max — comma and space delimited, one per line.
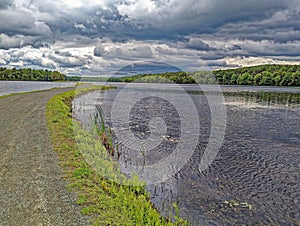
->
114, 61, 182, 77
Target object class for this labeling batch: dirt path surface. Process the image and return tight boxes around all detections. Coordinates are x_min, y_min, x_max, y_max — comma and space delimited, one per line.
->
0, 88, 89, 226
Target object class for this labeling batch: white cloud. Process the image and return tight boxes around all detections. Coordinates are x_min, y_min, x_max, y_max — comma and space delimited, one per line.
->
94, 41, 153, 59
225, 56, 300, 67
0, 34, 24, 49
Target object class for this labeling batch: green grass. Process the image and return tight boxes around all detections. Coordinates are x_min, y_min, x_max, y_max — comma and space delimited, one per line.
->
0, 93, 16, 99
75, 82, 92, 86
46, 85, 188, 225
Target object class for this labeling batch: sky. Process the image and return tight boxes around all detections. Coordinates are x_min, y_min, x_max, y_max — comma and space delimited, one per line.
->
0, 0, 300, 75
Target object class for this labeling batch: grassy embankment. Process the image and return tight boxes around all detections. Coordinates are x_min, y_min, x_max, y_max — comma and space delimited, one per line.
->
46, 85, 188, 225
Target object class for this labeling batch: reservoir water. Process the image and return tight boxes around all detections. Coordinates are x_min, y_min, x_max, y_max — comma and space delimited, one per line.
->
0, 81, 75, 96
74, 83, 299, 225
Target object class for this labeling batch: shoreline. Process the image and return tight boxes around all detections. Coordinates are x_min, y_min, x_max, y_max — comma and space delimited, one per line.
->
46, 86, 188, 225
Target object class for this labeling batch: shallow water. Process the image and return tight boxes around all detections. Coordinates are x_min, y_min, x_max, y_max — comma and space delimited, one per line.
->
0, 81, 75, 96
73, 84, 300, 226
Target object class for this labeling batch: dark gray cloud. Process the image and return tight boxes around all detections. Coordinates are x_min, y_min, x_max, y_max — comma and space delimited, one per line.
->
0, 0, 299, 74
0, 0, 13, 9
0, 8, 51, 36
94, 44, 106, 57
183, 37, 216, 51
0, 34, 49, 50
115, 0, 294, 35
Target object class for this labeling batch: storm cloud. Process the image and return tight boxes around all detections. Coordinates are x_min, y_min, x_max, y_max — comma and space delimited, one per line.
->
0, 0, 299, 74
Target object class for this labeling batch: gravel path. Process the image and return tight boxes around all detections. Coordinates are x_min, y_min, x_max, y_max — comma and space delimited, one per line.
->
0, 89, 89, 226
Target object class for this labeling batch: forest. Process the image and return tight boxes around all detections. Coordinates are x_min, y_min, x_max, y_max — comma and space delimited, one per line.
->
213, 64, 300, 86
0, 64, 299, 86
109, 64, 300, 86
68, 64, 299, 86
0, 67, 66, 81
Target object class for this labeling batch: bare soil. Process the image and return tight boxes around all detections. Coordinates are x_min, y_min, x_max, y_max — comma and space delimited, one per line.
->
0, 88, 89, 226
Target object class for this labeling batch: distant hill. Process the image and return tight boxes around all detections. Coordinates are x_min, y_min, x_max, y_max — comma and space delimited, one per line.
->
113, 61, 182, 77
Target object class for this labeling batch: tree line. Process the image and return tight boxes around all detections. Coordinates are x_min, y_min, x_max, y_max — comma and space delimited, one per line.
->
1, 64, 299, 86
110, 72, 197, 84
0, 67, 66, 81
213, 64, 300, 86
73, 64, 298, 86
105, 64, 300, 86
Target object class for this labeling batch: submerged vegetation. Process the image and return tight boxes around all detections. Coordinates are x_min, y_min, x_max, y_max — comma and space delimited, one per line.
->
46, 86, 188, 225
224, 91, 300, 106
